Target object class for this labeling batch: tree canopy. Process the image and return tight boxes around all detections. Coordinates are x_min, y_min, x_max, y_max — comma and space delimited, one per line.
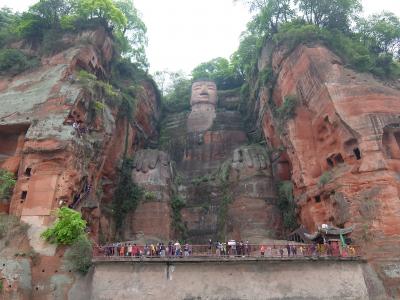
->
191, 57, 244, 90
0, 0, 148, 71
233, 0, 400, 80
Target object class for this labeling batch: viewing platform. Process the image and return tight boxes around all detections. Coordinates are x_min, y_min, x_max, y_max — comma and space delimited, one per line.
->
93, 255, 363, 264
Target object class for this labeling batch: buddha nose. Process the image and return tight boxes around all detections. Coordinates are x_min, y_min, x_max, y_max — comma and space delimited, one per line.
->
200, 85, 209, 95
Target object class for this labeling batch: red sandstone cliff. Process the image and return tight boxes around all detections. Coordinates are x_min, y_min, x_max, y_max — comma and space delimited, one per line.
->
0, 28, 160, 299
256, 43, 400, 296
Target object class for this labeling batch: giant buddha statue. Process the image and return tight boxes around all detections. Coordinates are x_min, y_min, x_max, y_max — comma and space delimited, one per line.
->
187, 80, 218, 132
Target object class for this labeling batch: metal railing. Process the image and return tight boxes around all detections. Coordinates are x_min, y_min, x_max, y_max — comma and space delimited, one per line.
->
93, 243, 361, 260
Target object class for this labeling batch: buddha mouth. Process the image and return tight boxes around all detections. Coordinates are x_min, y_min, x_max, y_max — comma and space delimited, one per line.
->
199, 92, 209, 96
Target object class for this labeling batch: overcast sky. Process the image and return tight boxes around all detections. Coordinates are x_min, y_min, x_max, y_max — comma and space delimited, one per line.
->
1, 0, 400, 74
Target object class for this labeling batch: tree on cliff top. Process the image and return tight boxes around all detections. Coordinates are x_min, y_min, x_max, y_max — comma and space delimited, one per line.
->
191, 57, 244, 90
234, 0, 400, 80
357, 11, 400, 57
10, 0, 148, 70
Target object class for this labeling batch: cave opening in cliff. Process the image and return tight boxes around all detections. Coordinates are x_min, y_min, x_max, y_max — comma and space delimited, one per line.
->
334, 154, 344, 164
326, 158, 334, 168
25, 167, 32, 177
394, 132, 400, 148
0, 124, 29, 166
21, 191, 27, 200
315, 195, 321, 203
382, 127, 400, 159
353, 148, 361, 160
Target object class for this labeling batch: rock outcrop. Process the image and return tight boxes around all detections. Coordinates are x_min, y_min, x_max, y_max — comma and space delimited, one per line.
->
256, 43, 400, 297
0, 28, 160, 299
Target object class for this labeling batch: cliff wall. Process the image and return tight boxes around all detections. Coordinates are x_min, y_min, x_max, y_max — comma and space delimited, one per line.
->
255, 43, 400, 297
0, 28, 160, 299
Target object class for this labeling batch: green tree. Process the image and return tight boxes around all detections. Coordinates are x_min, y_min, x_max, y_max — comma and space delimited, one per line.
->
65, 235, 92, 273
237, 0, 295, 35
357, 12, 400, 57
0, 169, 16, 200
231, 32, 261, 79
277, 181, 298, 231
0, 7, 20, 48
191, 57, 243, 89
29, 0, 72, 28
114, 0, 148, 69
112, 158, 143, 233
296, 0, 362, 32
41, 207, 87, 245
72, 0, 127, 31
162, 71, 192, 112
0, 49, 38, 75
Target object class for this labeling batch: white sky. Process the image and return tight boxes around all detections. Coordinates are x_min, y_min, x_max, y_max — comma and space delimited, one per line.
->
1, 0, 400, 74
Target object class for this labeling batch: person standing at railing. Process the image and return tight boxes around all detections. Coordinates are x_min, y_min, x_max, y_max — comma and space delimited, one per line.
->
215, 241, 221, 256
208, 239, 212, 256
184, 243, 190, 256
260, 245, 265, 257
245, 241, 250, 256
292, 245, 297, 256
221, 242, 226, 256
174, 241, 181, 256
286, 244, 291, 257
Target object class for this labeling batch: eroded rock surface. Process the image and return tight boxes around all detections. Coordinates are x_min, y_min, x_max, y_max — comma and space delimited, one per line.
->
0, 28, 160, 299
257, 44, 400, 296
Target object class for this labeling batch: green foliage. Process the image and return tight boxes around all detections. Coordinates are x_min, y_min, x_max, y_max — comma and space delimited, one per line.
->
277, 181, 298, 231
276, 95, 297, 120
143, 190, 156, 201
231, 32, 263, 80
41, 28, 70, 55
113, 0, 148, 69
0, 214, 29, 241
319, 171, 332, 187
191, 57, 244, 90
0, 280, 3, 292
171, 195, 187, 238
0, 169, 16, 200
78, 69, 121, 107
65, 235, 92, 273
0, 7, 21, 48
272, 22, 400, 79
357, 11, 400, 57
234, 0, 399, 85
259, 67, 273, 85
273, 94, 297, 133
112, 158, 143, 232
0, 49, 39, 75
41, 207, 87, 245
295, 0, 362, 33
159, 71, 192, 113
93, 101, 105, 112
11, 0, 148, 71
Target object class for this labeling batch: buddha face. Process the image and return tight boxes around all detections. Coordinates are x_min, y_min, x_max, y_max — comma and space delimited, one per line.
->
190, 81, 217, 107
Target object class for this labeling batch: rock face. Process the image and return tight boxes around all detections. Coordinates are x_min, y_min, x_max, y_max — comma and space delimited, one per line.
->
127, 149, 172, 242
256, 44, 400, 297
159, 81, 282, 243
2, 27, 400, 298
0, 28, 160, 299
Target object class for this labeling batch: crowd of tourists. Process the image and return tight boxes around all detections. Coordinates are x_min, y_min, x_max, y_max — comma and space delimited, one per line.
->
96, 239, 358, 258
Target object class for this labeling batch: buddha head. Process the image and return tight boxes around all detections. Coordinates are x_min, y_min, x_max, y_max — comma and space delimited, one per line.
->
190, 80, 218, 108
